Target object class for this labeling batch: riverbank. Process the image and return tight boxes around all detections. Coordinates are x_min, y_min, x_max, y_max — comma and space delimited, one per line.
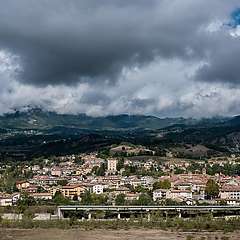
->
0, 228, 238, 240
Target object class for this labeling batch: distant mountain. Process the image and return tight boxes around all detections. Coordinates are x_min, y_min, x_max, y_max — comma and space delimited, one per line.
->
0, 108, 200, 130
225, 115, 240, 126
1, 108, 240, 159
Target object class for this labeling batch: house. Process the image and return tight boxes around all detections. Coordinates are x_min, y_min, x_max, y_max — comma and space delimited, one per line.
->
16, 180, 30, 191
0, 194, 13, 206
0, 192, 20, 206
125, 192, 141, 201
61, 184, 85, 199
92, 184, 104, 194
51, 167, 62, 177
220, 185, 240, 201
140, 176, 154, 188
25, 185, 38, 193
12, 193, 20, 204
166, 189, 192, 201
30, 192, 53, 200
113, 186, 129, 196
32, 175, 59, 185
153, 189, 168, 201
32, 165, 40, 172
129, 177, 141, 188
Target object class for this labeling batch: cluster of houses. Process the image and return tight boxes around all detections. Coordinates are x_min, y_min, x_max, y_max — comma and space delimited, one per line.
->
1, 152, 240, 207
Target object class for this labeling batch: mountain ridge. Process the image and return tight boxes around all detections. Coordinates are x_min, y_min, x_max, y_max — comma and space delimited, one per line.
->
0, 108, 229, 131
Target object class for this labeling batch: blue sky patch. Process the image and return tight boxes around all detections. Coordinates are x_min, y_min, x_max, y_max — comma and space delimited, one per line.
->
230, 8, 240, 27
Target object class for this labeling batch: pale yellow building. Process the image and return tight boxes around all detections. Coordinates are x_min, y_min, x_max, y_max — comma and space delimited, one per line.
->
61, 184, 85, 199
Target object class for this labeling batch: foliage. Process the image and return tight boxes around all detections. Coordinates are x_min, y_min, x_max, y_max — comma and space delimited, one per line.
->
134, 193, 152, 205
17, 193, 36, 213
174, 168, 185, 174
0, 165, 21, 193
80, 190, 108, 205
97, 149, 110, 159
116, 158, 124, 171
37, 186, 47, 193
206, 163, 240, 176
57, 179, 68, 186
74, 157, 84, 165
53, 191, 70, 205
134, 185, 147, 193
1, 215, 240, 233
153, 179, 171, 190
115, 194, 126, 205
205, 179, 219, 199
122, 165, 137, 176
92, 163, 106, 176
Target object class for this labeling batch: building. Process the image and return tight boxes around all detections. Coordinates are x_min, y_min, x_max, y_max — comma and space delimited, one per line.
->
220, 185, 240, 201
0, 193, 20, 206
0, 195, 13, 206
61, 184, 85, 199
140, 176, 154, 188
92, 185, 104, 194
25, 185, 38, 194
32, 165, 40, 172
16, 180, 30, 191
30, 192, 53, 200
153, 189, 168, 201
51, 167, 62, 177
166, 189, 192, 201
107, 158, 117, 173
125, 192, 140, 201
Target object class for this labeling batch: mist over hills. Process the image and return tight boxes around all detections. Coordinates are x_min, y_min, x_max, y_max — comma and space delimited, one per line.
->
0, 108, 232, 131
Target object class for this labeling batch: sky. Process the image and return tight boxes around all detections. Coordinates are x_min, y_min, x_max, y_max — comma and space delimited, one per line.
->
0, 1, 240, 118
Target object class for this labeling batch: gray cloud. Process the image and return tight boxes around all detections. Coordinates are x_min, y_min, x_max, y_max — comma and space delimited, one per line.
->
0, 0, 238, 86
0, 1, 240, 118
195, 34, 240, 84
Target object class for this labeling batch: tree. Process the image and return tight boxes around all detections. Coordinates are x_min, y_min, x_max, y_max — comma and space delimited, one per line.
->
53, 191, 70, 205
72, 194, 79, 201
115, 194, 126, 205
80, 190, 108, 205
135, 193, 152, 205
122, 165, 137, 176
74, 157, 84, 165
57, 179, 68, 186
153, 179, 171, 190
97, 163, 106, 176
91, 193, 108, 205
205, 179, 219, 199
17, 192, 36, 213
37, 186, 46, 193
92, 163, 106, 176
116, 158, 124, 171
135, 185, 146, 193
80, 190, 92, 205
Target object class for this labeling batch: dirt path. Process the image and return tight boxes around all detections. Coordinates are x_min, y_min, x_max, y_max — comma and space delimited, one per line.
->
0, 228, 239, 240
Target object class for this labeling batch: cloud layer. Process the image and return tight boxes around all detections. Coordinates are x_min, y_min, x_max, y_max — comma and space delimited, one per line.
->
0, 1, 240, 117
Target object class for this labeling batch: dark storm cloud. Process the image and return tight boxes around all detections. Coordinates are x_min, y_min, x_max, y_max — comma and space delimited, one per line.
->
195, 35, 240, 84
80, 90, 111, 105
1, 0, 238, 86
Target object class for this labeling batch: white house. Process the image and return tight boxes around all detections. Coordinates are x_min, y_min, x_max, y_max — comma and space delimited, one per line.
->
0, 196, 13, 206
166, 189, 192, 201
30, 192, 53, 200
153, 189, 168, 201
92, 184, 104, 194
220, 185, 240, 201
